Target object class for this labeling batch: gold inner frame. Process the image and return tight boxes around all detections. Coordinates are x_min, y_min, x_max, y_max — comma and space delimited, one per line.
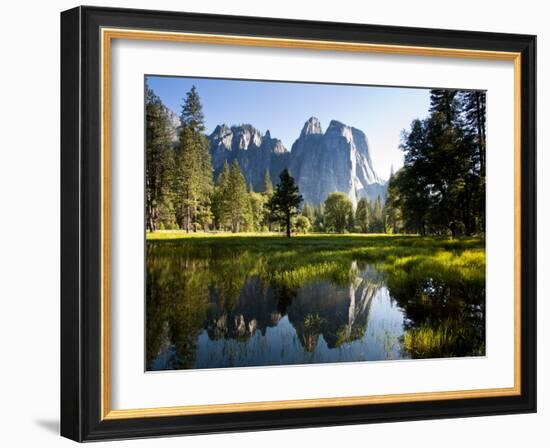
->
100, 27, 522, 420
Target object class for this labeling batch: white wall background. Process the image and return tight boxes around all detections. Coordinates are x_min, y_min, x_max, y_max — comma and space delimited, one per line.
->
0, 1, 545, 446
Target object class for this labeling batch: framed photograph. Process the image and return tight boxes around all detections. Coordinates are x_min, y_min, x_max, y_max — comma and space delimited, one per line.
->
60, 6, 536, 442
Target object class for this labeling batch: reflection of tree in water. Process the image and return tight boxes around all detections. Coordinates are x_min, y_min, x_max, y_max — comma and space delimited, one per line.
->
146, 240, 485, 369
146, 244, 209, 370
147, 243, 268, 369
301, 313, 325, 352
385, 263, 485, 358
206, 276, 283, 340
147, 244, 383, 368
203, 260, 380, 352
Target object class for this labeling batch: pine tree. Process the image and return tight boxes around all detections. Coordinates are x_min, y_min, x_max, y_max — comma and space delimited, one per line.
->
248, 192, 267, 232
395, 119, 432, 234
262, 170, 273, 195
261, 170, 275, 230
145, 82, 175, 232
384, 195, 400, 234
181, 85, 205, 133
371, 195, 384, 233
347, 207, 355, 232
388, 89, 486, 236
460, 91, 486, 165
355, 198, 370, 233
227, 160, 250, 233
313, 204, 325, 232
301, 203, 316, 224
384, 168, 404, 234
430, 89, 459, 126
460, 90, 486, 232
268, 169, 303, 238
196, 135, 213, 231
212, 161, 231, 230
174, 86, 213, 232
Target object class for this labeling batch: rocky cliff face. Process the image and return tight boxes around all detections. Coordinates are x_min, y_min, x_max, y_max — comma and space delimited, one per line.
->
167, 111, 387, 204
208, 123, 291, 191
165, 108, 181, 143
288, 117, 385, 206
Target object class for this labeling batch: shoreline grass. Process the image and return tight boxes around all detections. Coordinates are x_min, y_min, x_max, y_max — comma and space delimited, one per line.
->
146, 231, 486, 360
146, 232, 484, 265
146, 231, 485, 293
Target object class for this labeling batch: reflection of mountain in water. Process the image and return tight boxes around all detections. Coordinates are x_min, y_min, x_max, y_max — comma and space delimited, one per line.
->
206, 276, 281, 340
204, 262, 381, 352
146, 241, 485, 370
289, 264, 379, 351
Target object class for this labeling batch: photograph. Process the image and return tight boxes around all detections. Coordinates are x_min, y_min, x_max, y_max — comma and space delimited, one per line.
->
56, 5, 537, 441
144, 76, 487, 371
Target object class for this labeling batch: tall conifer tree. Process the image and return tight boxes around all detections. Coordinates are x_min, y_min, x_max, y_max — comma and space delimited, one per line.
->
212, 161, 231, 230
268, 169, 303, 238
263, 170, 273, 195
355, 198, 370, 233
145, 82, 175, 232
227, 160, 250, 233
429, 89, 459, 126
387, 89, 486, 236
174, 85, 213, 232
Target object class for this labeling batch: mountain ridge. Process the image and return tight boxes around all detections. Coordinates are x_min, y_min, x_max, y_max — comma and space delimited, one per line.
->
167, 112, 387, 205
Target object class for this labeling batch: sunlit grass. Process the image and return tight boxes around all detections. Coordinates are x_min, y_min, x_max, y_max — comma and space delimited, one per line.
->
147, 232, 486, 361
403, 318, 485, 358
269, 261, 355, 289
146, 232, 485, 290
403, 321, 459, 358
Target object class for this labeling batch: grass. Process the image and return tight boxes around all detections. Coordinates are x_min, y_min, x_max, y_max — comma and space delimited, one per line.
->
403, 318, 486, 358
146, 231, 486, 360
147, 231, 483, 257
403, 321, 459, 358
147, 231, 484, 288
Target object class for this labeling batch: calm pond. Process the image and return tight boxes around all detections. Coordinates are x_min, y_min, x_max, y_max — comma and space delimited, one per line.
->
146, 236, 485, 371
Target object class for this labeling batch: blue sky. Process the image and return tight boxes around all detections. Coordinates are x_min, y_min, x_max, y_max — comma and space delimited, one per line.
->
146, 75, 432, 180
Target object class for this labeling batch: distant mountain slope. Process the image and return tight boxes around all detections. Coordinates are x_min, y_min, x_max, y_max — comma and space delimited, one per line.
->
208, 123, 291, 192
287, 117, 385, 206
167, 112, 387, 205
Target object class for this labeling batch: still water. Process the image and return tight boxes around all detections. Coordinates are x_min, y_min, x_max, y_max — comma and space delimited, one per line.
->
146, 240, 485, 371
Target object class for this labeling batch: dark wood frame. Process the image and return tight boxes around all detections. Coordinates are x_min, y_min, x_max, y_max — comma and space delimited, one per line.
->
61, 5, 537, 442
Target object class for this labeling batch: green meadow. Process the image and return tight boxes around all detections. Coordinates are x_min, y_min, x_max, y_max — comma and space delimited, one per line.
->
146, 232, 485, 368
146, 232, 484, 285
